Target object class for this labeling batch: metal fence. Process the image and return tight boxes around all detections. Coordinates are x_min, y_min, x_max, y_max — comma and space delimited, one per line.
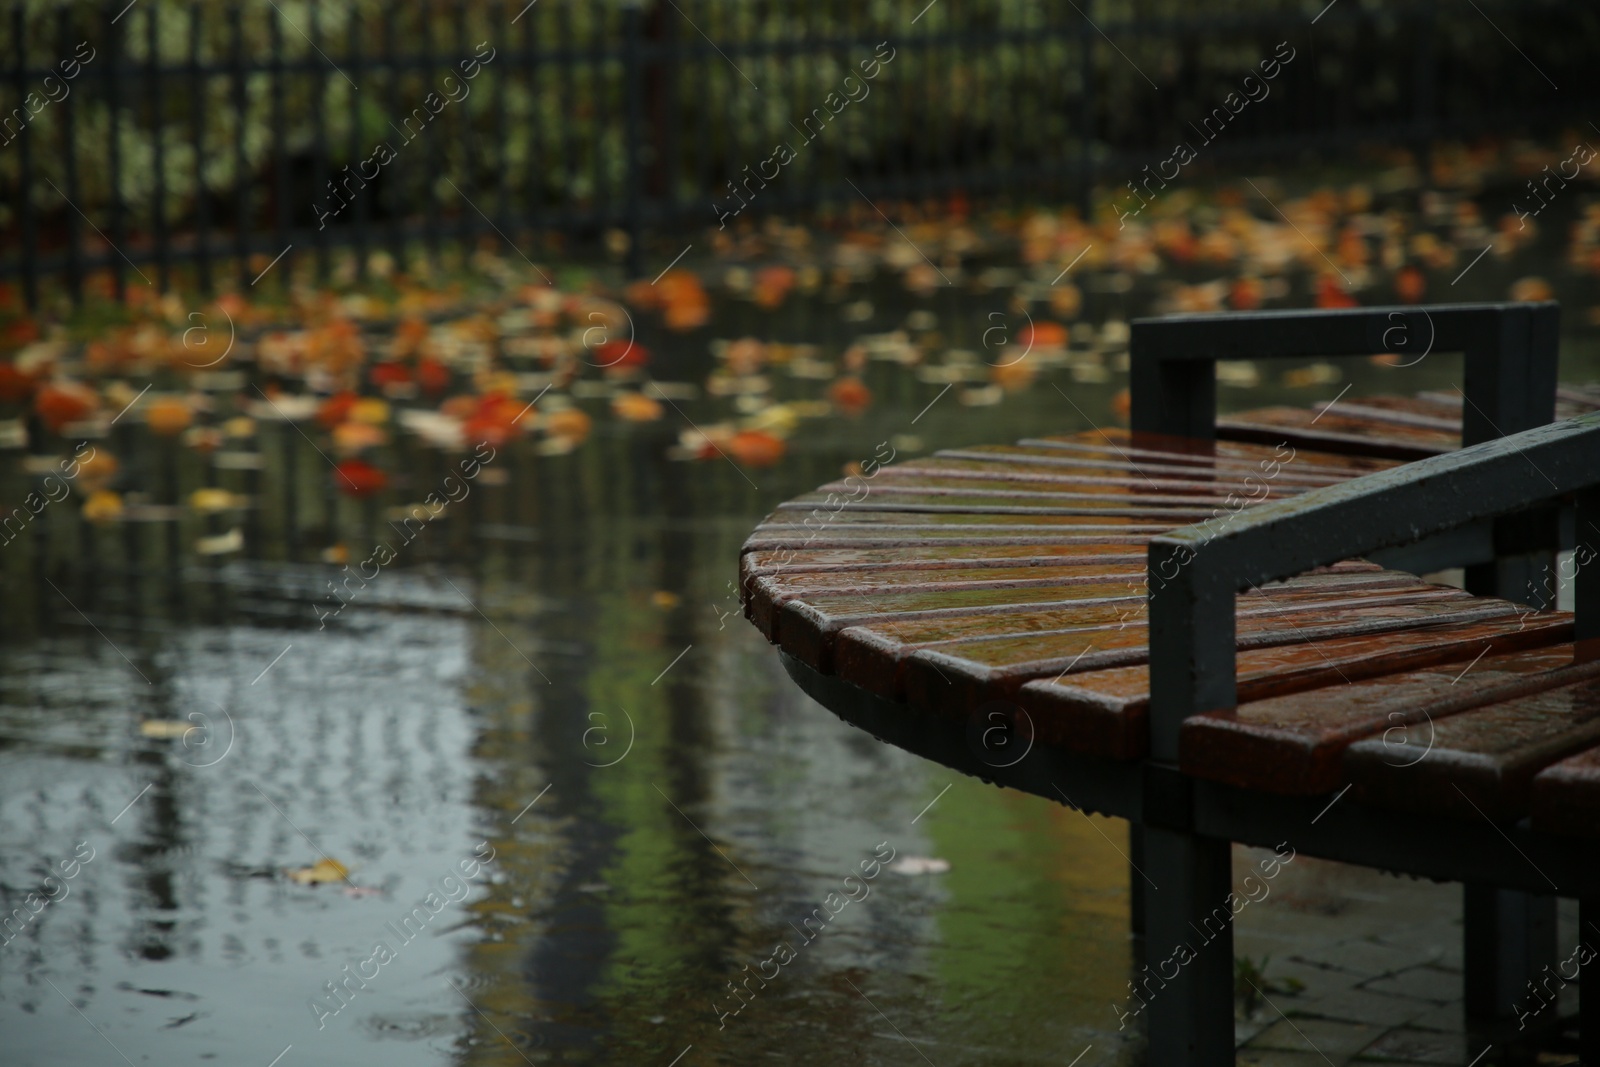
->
2, 0, 1596, 305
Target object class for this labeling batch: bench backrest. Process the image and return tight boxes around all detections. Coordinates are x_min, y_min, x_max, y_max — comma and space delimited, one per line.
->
1129, 302, 1559, 446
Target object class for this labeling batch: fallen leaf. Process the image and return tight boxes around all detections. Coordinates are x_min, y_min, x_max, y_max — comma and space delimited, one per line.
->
887, 856, 950, 876
286, 857, 350, 886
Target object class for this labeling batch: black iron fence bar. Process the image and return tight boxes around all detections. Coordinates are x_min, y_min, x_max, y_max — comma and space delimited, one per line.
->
3, 0, 1596, 304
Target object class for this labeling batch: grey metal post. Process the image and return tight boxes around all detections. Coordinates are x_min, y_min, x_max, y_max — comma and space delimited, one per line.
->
1133, 303, 1566, 1027
1463, 886, 1558, 1019
1457, 304, 1561, 1022
1583, 898, 1598, 1066
1141, 826, 1236, 1066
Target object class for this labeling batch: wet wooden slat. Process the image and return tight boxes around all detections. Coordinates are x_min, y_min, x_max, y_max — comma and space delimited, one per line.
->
1018, 614, 1574, 761
1172, 640, 1594, 794
744, 562, 1147, 637
1218, 406, 1456, 460
1011, 430, 1400, 477
1344, 669, 1600, 820
740, 544, 1151, 577
1529, 742, 1600, 839
838, 586, 1496, 700
774, 495, 1260, 518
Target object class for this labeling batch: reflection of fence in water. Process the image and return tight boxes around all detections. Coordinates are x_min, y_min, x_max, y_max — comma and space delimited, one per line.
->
0, 609, 493, 1056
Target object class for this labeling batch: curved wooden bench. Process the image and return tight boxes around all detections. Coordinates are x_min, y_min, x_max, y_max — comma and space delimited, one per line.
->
744, 303, 1600, 1064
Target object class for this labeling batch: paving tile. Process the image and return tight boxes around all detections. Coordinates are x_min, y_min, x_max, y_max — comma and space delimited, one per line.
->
1294, 987, 1438, 1029
1354, 1027, 1471, 1064
1238, 1051, 1340, 1067
1403, 1001, 1465, 1035
1357, 965, 1459, 1005
1246, 1017, 1381, 1061
1369, 924, 1463, 972
1292, 938, 1432, 979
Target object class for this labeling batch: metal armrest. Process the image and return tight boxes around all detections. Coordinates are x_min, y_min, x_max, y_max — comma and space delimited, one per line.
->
1130, 302, 1559, 445
1145, 411, 1600, 761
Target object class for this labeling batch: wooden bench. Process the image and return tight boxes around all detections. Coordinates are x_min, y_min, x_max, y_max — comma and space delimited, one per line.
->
742, 302, 1600, 1064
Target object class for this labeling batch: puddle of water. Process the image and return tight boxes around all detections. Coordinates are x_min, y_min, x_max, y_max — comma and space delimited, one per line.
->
2, 296, 1596, 1065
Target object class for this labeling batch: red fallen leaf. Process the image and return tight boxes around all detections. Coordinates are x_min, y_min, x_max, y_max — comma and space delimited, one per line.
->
1230, 276, 1264, 311
5, 317, 40, 346
35, 382, 97, 433
333, 459, 387, 498
463, 393, 531, 447
1110, 388, 1132, 421
464, 414, 514, 447
369, 361, 411, 389
1395, 265, 1426, 304
0, 362, 36, 404
416, 357, 451, 395
827, 376, 873, 416
594, 339, 649, 371
316, 390, 360, 430
727, 429, 786, 468
1017, 321, 1069, 349
394, 316, 430, 359
1314, 275, 1359, 309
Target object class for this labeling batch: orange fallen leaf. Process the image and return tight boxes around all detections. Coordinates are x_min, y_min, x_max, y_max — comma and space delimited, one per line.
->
827, 376, 873, 416
544, 407, 593, 444
286, 857, 350, 886
727, 429, 785, 468
612, 392, 664, 422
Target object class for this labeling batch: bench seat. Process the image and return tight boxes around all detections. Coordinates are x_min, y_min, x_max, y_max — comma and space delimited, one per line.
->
747, 302, 1600, 1065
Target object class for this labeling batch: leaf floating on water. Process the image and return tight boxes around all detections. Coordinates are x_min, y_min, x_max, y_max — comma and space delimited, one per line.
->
285, 857, 350, 886
139, 719, 194, 740
195, 528, 244, 556
886, 855, 951, 876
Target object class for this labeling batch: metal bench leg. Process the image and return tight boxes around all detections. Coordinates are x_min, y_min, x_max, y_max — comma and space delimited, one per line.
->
1140, 827, 1235, 1066
1129, 823, 1145, 937
1462, 552, 1560, 1024
1583, 898, 1598, 1067
1463, 884, 1558, 1019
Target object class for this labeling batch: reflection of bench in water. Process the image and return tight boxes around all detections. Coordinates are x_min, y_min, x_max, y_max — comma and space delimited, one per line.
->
743, 303, 1600, 1064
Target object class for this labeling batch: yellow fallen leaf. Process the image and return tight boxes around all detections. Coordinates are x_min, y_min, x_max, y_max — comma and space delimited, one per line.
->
286, 858, 350, 886
189, 487, 236, 512
196, 528, 244, 555
82, 490, 124, 524
140, 719, 193, 740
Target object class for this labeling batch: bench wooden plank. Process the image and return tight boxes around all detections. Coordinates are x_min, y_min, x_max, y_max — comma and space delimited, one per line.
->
857, 450, 1394, 488
774, 495, 1273, 518
1344, 668, 1600, 821
745, 563, 1146, 638
1010, 431, 1400, 476
740, 544, 1151, 577
1172, 636, 1589, 794
831, 586, 1497, 698
1218, 406, 1456, 460
774, 568, 1426, 647
1529, 743, 1600, 839
1019, 614, 1574, 760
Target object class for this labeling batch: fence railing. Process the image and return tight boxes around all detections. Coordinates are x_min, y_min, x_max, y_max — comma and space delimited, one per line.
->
2, 0, 1596, 305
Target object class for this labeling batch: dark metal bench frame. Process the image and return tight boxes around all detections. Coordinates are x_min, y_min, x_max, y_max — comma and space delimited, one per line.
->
771, 303, 1600, 1064
1131, 302, 1583, 1063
